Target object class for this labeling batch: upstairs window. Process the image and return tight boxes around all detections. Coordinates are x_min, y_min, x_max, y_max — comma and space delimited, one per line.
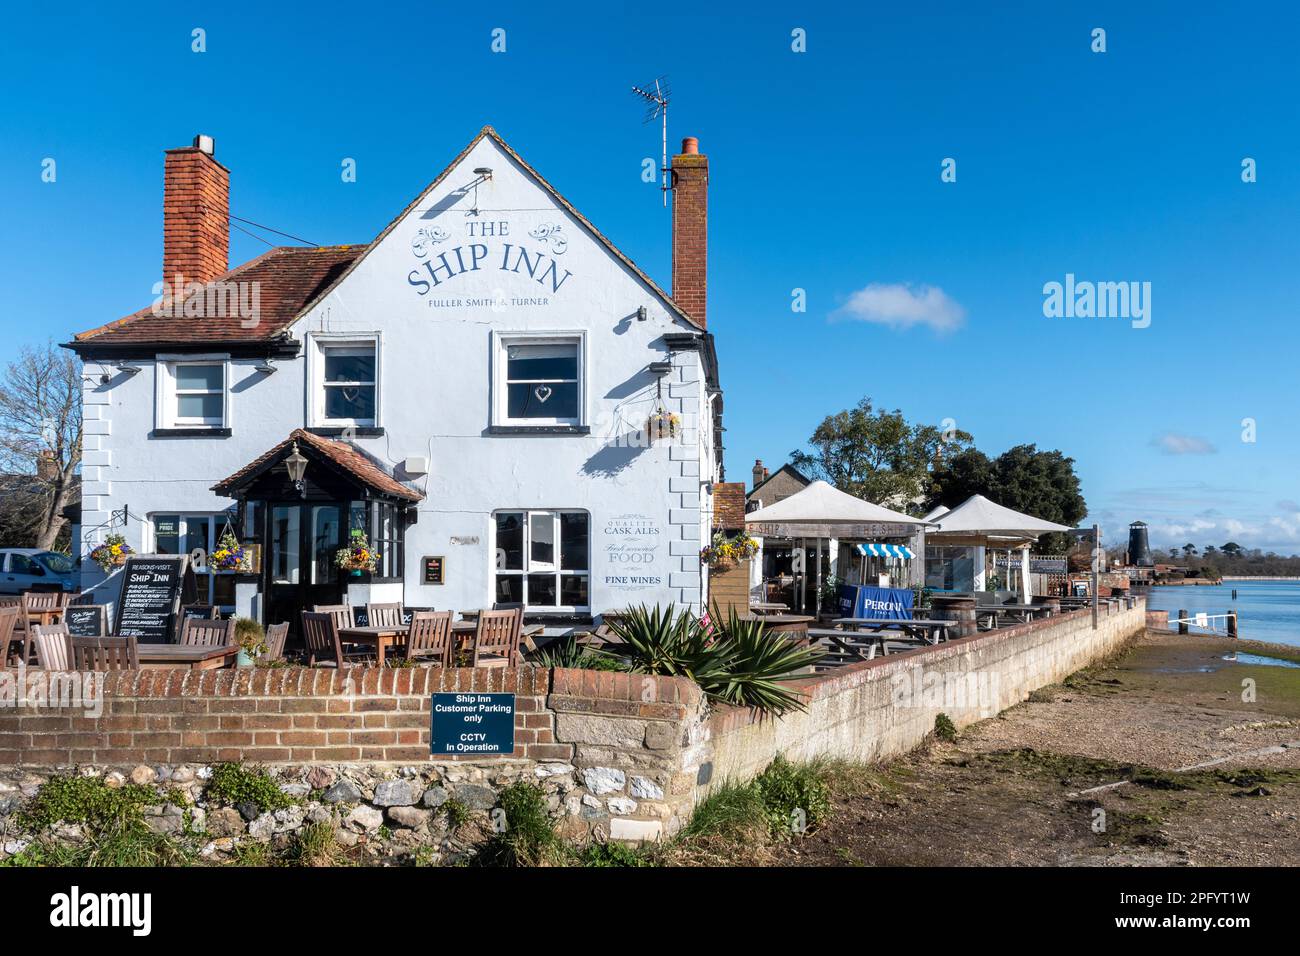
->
493, 333, 584, 427
310, 336, 380, 427
157, 359, 228, 430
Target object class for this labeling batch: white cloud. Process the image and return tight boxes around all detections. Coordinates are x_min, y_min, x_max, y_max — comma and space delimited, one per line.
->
833, 283, 965, 333
1151, 432, 1216, 455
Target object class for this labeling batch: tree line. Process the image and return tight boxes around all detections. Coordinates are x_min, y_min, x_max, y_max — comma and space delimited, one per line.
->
787, 396, 1086, 552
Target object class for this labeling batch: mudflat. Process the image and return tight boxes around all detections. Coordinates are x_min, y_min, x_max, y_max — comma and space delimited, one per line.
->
773, 629, 1300, 867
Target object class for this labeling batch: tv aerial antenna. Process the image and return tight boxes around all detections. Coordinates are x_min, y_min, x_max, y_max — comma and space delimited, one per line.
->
631, 76, 670, 207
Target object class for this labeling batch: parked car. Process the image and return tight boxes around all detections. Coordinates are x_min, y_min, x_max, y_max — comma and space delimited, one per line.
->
0, 548, 77, 594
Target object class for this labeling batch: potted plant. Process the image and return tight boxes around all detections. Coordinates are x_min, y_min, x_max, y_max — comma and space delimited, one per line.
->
211, 528, 249, 572
645, 406, 681, 443
335, 528, 380, 577
700, 530, 760, 570
89, 533, 133, 572
234, 618, 267, 666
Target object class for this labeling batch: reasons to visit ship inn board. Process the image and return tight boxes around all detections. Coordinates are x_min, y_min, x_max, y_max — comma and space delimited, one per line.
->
66, 127, 723, 631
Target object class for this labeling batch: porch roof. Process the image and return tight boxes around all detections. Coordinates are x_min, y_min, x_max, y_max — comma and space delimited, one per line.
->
211, 428, 423, 502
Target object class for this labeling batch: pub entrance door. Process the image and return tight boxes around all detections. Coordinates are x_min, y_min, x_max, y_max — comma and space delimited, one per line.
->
264, 502, 347, 633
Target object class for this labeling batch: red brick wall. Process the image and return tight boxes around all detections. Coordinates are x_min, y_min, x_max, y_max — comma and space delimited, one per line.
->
163, 144, 229, 294
0, 667, 572, 768
671, 140, 708, 327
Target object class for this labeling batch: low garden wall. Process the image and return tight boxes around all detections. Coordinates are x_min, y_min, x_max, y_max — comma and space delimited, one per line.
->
0, 600, 1146, 861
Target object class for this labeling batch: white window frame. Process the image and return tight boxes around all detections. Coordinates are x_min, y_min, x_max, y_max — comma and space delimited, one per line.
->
491, 331, 586, 428
156, 354, 230, 430
491, 508, 590, 612
307, 333, 381, 428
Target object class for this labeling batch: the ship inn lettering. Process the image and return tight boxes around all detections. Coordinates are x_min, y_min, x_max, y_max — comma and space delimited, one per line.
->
406, 219, 573, 303
602, 514, 663, 591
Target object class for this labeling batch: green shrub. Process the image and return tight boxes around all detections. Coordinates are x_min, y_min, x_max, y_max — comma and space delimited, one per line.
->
205, 763, 295, 813
443, 798, 471, 828
678, 779, 768, 844
533, 636, 628, 671
934, 713, 958, 742
476, 782, 563, 867
754, 755, 831, 839
577, 840, 656, 867
17, 774, 159, 832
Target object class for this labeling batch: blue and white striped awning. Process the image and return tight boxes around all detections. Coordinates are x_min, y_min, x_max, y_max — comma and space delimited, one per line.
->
856, 543, 914, 559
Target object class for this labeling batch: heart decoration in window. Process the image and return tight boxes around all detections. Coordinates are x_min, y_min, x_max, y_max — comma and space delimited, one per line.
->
533, 385, 553, 403
343, 387, 360, 402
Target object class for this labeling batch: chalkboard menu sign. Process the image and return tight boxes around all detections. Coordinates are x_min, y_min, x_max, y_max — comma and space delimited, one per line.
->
401, 606, 434, 625
64, 605, 108, 637
113, 554, 197, 644
352, 607, 369, 627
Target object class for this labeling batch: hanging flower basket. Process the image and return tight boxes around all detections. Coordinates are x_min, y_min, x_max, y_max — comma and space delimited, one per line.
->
701, 530, 759, 570
645, 408, 681, 443
211, 529, 252, 572
335, 528, 380, 574
89, 533, 133, 573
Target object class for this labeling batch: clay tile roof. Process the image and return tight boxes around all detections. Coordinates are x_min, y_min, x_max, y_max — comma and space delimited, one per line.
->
70, 245, 366, 348
211, 428, 422, 502
712, 482, 747, 531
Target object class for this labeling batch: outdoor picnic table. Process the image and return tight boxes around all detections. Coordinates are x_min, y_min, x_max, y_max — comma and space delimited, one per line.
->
740, 613, 813, 631
832, 617, 957, 645
748, 602, 791, 615
974, 604, 1053, 626
137, 643, 239, 670
808, 627, 901, 661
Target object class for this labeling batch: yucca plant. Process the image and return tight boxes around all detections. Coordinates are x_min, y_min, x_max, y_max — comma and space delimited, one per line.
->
604, 605, 730, 687
704, 605, 823, 716
607, 604, 820, 715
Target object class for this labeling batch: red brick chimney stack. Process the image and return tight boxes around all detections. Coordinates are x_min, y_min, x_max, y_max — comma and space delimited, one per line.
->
671, 136, 708, 327
163, 135, 229, 297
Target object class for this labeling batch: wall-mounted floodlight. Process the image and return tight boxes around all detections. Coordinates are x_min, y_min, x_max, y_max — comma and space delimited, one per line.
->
636, 306, 648, 322
648, 361, 672, 377
254, 361, 277, 375
473, 167, 493, 181
115, 363, 141, 377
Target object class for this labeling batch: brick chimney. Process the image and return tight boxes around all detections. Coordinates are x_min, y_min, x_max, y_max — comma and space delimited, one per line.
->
163, 135, 229, 297
671, 136, 708, 326
752, 459, 768, 489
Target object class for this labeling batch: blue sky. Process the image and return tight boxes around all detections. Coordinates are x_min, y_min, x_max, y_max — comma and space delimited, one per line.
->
2, 2, 1297, 553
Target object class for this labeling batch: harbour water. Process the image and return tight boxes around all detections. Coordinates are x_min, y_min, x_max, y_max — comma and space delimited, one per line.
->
1144, 579, 1300, 648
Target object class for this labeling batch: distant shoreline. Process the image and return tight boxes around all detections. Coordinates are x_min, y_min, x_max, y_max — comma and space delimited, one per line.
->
1220, 576, 1300, 581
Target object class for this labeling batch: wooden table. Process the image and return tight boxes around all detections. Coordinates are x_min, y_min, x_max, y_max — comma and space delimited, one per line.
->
137, 643, 239, 670
833, 617, 957, 645
809, 627, 896, 660
975, 604, 1053, 626
24, 608, 63, 628
338, 625, 406, 666
740, 613, 813, 632
748, 602, 791, 615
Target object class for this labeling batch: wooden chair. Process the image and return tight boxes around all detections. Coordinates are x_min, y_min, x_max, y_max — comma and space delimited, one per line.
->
259, 622, 289, 664
313, 604, 354, 630
68, 591, 96, 606
180, 617, 235, 647
31, 624, 71, 670
493, 603, 528, 653
181, 604, 219, 620
405, 611, 452, 665
471, 608, 522, 668
21, 591, 61, 630
71, 636, 139, 671
0, 606, 20, 666
366, 602, 404, 628
301, 611, 371, 668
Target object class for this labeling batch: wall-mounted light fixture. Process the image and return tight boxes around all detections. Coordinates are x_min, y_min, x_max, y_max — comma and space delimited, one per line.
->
284, 441, 308, 498
115, 363, 141, 377
636, 306, 648, 322
254, 360, 277, 375
648, 361, 672, 377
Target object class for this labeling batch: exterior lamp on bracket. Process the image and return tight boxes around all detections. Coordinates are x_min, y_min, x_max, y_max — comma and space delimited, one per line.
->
284, 441, 309, 498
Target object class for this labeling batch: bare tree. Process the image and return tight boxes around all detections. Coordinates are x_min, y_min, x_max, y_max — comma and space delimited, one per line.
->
0, 342, 82, 550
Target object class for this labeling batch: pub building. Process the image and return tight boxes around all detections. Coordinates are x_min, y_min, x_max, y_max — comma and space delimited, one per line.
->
66, 127, 723, 636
